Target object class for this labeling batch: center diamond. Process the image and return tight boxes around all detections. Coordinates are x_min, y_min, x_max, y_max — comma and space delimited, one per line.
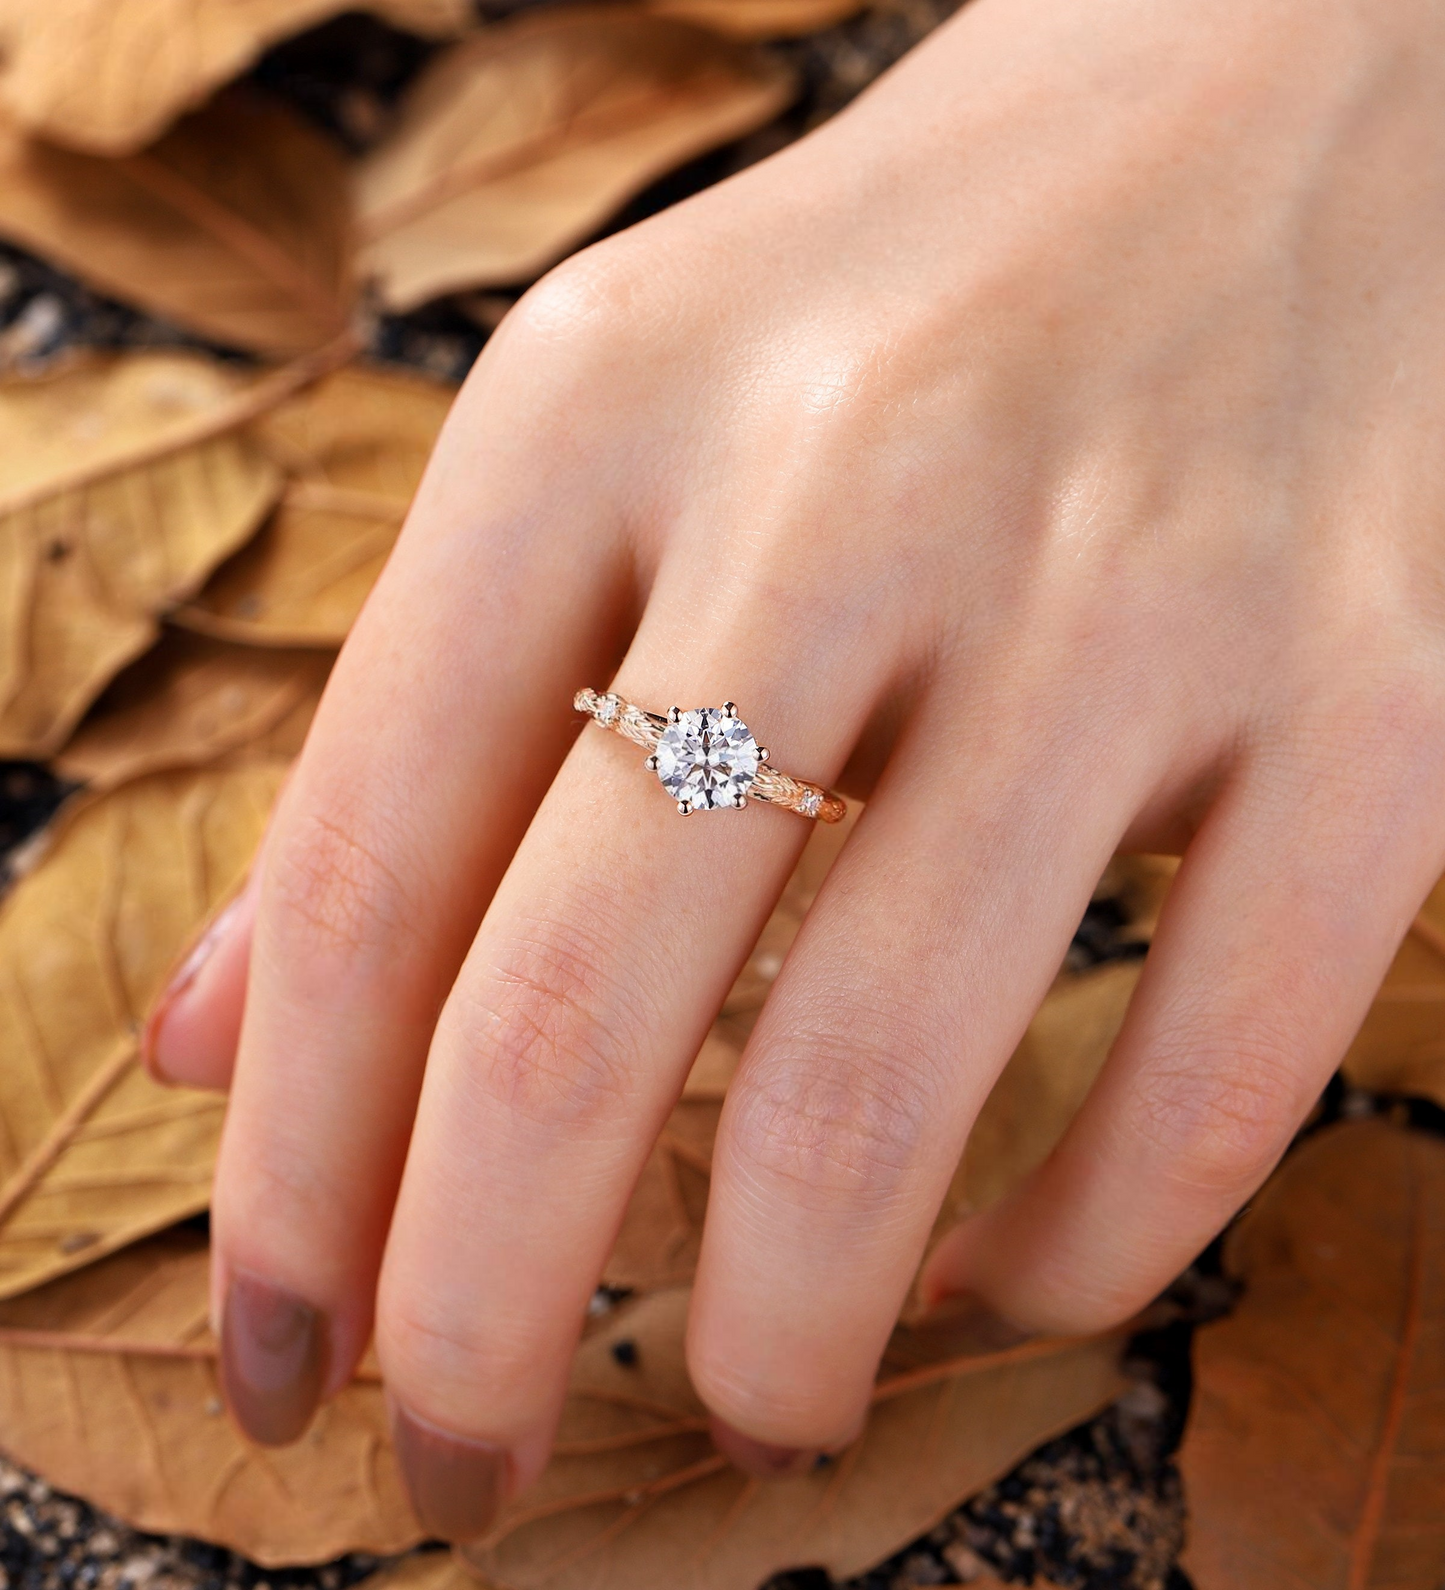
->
654, 707, 760, 812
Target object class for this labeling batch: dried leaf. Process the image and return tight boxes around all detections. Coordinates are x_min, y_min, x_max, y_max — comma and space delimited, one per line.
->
365, 1556, 468, 1590
354, 7, 797, 310
465, 1288, 1126, 1590
0, 0, 470, 155
0, 1226, 422, 1563
604, 1099, 719, 1290
1179, 1120, 1445, 1589
0, 762, 285, 1300
174, 364, 456, 646
55, 631, 331, 790
1342, 878, 1445, 1108
949, 960, 1140, 1220
647, 0, 864, 40
0, 352, 287, 757
0, 93, 354, 354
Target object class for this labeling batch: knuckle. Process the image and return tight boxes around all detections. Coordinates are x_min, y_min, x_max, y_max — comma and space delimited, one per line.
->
265, 803, 421, 969
502, 243, 653, 362
1131, 1029, 1304, 1195
461, 919, 639, 1130
729, 1043, 934, 1210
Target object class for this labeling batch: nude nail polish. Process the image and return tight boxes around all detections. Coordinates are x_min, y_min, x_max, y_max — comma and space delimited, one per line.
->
219, 1271, 328, 1446
391, 1403, 511, 1543
709, 1417, 820, 1479
142, 891, 244, 1084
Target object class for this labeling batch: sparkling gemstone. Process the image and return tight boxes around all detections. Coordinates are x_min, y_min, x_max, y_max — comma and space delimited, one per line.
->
595, 693, 619, 726
654, 707, 759, 812
798, 787, 822, 819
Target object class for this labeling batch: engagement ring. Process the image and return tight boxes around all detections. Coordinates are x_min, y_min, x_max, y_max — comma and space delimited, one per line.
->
575, 689, 846, 822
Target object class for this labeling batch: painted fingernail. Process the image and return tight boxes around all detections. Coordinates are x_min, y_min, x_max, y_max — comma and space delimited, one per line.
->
709, 1417, 820, 1479
219, 1271, 328, 1446
391, 1402, 510, 1543
142, 890, 246, 1084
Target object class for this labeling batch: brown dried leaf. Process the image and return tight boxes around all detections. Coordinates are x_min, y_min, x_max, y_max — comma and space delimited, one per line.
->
0, 352, 288, 757
1342, 877, 1445, 1108
55, 631, 331, 790
0, 93, 354, 354
647, 0, 864, 40
0, 0, 470, 155
948, 959, 1140, 1220
0, 761, 285, 1300
174, 364, 456, 646
465, 1288, 1126, 1590
1179, 1120, 1445, 1590
604, 1099, 719, 1290
354, 7, 797, 310
0, 1225, 422, 1563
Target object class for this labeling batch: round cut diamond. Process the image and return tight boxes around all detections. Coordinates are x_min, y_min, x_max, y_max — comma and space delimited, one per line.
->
654, 707, 759, 812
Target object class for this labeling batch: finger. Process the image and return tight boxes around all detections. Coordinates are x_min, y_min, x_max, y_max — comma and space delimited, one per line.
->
210, 360, 633, 1445
374, 587, 881, 1538
685, 691, 1162, 1458
924, 707, 1445, 1333
142, 868, 257, 1090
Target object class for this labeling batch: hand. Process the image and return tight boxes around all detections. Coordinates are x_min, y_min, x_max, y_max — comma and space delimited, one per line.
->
145, 0, 1445, 1539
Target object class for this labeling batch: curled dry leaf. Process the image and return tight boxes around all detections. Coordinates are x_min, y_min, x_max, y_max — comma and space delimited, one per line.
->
0, 93, 354, 354
0, 1226, 422, 1564
0, 352, 286, 758
174, 364, 456, 646
55, 630, 332, 790
648, 0, 864, 40
0, 0, 470, 155
354, 7, 797, 310
0, 762, 285, 1301
1179, 1120, 1445, 1590
1341, 875, 1445, 1109
464, 1288, 1126, 1590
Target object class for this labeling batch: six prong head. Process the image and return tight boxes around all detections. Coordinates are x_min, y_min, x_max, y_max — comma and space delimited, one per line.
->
722, 701, 737, 716
757, 747, 769, 762
677, 800, 691, 815
645, 753, 659, 771
668, 706, 682, 723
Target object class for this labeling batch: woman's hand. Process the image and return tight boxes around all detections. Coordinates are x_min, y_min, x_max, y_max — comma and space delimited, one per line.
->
144, 0, 1445, 1539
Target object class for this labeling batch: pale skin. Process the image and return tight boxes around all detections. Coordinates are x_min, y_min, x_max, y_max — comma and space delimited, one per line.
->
145, 0, 1445, 1537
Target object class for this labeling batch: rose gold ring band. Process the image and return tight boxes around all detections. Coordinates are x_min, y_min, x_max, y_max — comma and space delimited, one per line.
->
574, 688, 846, 823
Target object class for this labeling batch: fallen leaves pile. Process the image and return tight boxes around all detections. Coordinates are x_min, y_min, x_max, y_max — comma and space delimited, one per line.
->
0, 1, 1441, 1587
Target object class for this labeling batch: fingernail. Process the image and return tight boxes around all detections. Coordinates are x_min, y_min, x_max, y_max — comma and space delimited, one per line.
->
142, 890, 245, 1084
709, 1417, 820, 1480
219, 1271, 328, 1446
391, 1402, 510, 1543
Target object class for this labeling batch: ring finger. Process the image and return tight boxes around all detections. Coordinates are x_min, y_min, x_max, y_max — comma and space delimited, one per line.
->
373, 563, 884, 1539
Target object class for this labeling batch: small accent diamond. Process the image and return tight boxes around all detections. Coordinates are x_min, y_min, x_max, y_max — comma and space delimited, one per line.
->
798, 788, 823, 819
596, 694, 619, 727
654, 707, 759, 812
